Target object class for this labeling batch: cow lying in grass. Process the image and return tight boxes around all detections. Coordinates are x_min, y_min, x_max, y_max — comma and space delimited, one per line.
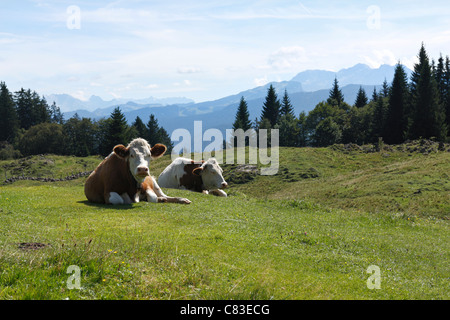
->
158, 157, 228, 197
84, 138, 191, 205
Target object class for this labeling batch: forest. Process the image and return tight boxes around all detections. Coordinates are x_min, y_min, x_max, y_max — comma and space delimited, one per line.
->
234, 44, 450, 148
1, 44, 449, 160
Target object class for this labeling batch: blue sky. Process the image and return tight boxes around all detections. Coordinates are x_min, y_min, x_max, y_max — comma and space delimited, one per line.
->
1, 0, 450, 102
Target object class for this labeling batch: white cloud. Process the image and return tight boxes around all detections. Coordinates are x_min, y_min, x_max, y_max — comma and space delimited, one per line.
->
177, 66, 202, 74
254, 75, 268, 87
70, 90, 89, 101
363, 49, 398, 68
268, 46, 308, 70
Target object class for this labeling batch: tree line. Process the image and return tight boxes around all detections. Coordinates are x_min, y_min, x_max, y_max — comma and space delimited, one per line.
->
233, 43, 450, 147
0, 86, 172, 159
2, 43, 448, 160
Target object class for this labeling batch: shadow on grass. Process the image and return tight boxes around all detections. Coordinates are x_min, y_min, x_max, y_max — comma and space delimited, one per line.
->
77, 200, 135, 210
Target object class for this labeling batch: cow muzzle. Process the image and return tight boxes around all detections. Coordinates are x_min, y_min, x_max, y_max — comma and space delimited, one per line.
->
136, 166, 149, 177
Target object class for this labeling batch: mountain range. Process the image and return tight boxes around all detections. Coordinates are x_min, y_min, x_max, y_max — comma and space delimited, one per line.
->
48, 63, 413, 137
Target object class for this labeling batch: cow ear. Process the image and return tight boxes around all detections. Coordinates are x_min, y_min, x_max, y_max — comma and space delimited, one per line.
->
151, 143, 167, 159
192, 167, 203, 176
113, 145, 129, 158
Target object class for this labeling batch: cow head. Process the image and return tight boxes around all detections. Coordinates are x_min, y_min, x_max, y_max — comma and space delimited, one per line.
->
113, 138, 167, 184
192, 158, 228, 190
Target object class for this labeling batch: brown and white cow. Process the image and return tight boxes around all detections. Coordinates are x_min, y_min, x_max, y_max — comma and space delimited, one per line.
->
84, 138, 191, 205
158, 157, 228, 197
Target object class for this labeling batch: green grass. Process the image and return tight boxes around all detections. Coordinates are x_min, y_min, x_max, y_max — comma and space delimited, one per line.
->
0, 144, 449, 300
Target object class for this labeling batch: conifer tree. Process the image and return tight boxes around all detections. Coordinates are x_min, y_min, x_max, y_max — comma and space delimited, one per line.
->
233, 96, 252, 131
371, 87, 378, 102
147, 114, 160, 146
445, 56, 450, 136
104, 107, 129, 154
260, 84, 281, 127
0, 82, 19, 142
381, 79, 390, 97
280, 89, 295, 117
372, 95, 388, 142
132, 116, 148, 138
297, 111, 308, 147
384, 63, 410, 144
146, 114, 173, 151
328, 77, 344, 108
409, 43, 447, 141
354, 86, 368, 108
15, 88, 34, 130
49, 101, 64, 124
156, 126, 173, 153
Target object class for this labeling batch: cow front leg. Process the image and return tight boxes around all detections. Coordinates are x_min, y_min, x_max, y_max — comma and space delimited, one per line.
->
210, 189, 227, 197
150, 176, 191, 204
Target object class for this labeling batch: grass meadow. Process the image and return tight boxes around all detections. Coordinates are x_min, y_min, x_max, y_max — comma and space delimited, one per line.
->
0, 143, 448, 300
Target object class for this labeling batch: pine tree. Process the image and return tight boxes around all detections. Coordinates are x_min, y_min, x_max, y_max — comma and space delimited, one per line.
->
156, 126, 173, 153
15, 88, 34, 130
131, 116, 147, 138
297, 111, 308, 147
260, 84, 281, 127
105, 107, 129, 153
14, 88, 51, 130
384, 63, 410, 144
372, 95, 388, 142
32, 92, 51, 125
147, 114, 160, 146
444, 56, 450, 136
435, 55, 446, 100
328, 77, 344, 108
354, 86, 368, 108
371, 87, 378, 102
436, 54, 450, 137
0, 82, 19, 142
49, 101, 64, 124
233, 96, 252, 131
280, 89, 295, 117
409, 43, 447, 141
381, 79, 390, 97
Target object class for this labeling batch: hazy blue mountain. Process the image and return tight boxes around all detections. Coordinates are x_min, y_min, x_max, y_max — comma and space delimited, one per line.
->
44, 94, 194, 113
58, 63, 407, 149
291, 63, 413, 92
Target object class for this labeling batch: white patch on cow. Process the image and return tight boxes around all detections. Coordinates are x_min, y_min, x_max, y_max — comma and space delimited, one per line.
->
158, 157, 190, 189
109, 192, 124, 205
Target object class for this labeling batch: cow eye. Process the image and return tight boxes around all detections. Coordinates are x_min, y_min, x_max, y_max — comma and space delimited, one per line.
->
130, 154, 135, 158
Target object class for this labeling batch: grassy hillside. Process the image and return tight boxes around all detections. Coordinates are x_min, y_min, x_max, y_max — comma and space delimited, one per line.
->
222, 140, 450, 219
0, 142, 448, 300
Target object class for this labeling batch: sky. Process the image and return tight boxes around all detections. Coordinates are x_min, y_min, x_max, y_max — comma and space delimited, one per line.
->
1, 0, 450, 103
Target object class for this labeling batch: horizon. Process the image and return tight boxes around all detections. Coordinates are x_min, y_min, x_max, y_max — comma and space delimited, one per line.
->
47, 62, 409, 104
1, 1, 449, 103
